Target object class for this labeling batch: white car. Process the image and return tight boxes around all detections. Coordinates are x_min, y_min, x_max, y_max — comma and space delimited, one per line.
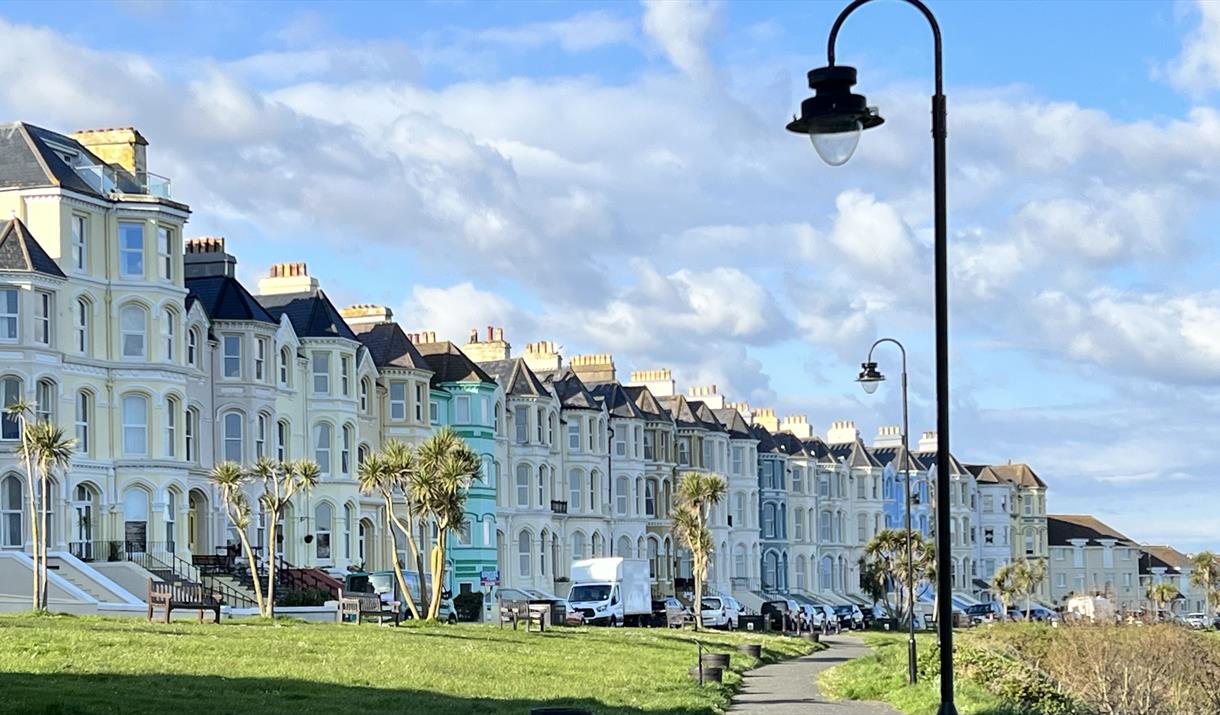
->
797, 604, 825, 629
1184, 612, 1209, 629
700, 596, 740, 629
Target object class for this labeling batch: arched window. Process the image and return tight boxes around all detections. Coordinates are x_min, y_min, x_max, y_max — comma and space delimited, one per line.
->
123, 488, 149, 552
762, 504, 776, 538
122, 395, 148, 456
615, 476, 629, 515
762, 552, 777, 590
795, 556, 807, 591
187, 327, 199, 367
539, 529, 548, 577
568, 469, 583, 512
1, 377, 22, 441
165, 396, 179, 458
344, 504, 354, 560
185, 407, 199, 463
537, 465, 546, 506
163, 308, 176, 361
617, 535, 632, 558
591, 531, 603, 557
734, 544, 747, 578
359, 378, 370, 413
223, 412, 243, 463
358, 444, 370, 468
647, 539, 659, 578
315, 503, 332, 560
518, 531, 532, 577
75, 297, 90, 354
119, 304, 147, 359
279, 348, 291, 386
570, 531, 586, 561
819, 556, 833, 590
35, 379, 54, 423
276, 419, 289, 461
341, 424, 353, 475
313, 423, 332, 474
645, 480, 656, 517
2, 474, 22, 548
515, 464, 530, 507
74, 390, 91, 455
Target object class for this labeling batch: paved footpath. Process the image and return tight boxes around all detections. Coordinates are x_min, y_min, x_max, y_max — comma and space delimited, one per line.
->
730, 634, 899, 715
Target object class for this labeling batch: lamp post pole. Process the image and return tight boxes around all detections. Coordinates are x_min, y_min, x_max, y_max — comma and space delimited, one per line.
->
861, 338, 916, 685
789, 1, 954, 711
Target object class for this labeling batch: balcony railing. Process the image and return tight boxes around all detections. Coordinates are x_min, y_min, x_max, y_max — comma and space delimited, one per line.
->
550, 500, 568, 515
144, 172, 172, 198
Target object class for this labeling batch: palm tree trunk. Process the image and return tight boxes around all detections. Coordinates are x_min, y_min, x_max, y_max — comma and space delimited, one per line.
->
234, 523, 264, 613
428, 531, 447, 621
264, 512, 278, 618
19, 419, 39, 611
39, 467, 50, 610
384, 497, 421, 620
401, 504, 427, 616
415, 517, 428, 615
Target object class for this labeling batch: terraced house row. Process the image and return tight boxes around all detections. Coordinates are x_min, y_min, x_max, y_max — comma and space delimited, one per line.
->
0, 122, 1199, 620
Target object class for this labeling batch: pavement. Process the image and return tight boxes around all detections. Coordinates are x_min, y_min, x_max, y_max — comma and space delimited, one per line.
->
730, 634, 900, 715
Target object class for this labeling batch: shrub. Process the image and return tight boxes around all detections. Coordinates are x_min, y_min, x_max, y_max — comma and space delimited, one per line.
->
276, 587, 332, 607
918, 639, 1079, 714
453, 591, 484, 622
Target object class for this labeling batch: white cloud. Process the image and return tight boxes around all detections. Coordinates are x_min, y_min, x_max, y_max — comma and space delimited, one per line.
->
641, 0, 723, 80
1167, 0, 1220, 97
477, 11, 635, 52
399, 283, 535, 344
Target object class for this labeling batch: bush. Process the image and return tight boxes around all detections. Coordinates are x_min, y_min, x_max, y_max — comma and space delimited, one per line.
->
917, 639, 1079, 714
453, 591, 484, 622
276, 587, 332, 607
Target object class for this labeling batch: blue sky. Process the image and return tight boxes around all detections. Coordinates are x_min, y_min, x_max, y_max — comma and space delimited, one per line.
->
2, 0, 1219, 550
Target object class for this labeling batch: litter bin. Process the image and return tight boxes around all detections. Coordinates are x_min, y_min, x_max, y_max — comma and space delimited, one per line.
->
738, 614, 764, 632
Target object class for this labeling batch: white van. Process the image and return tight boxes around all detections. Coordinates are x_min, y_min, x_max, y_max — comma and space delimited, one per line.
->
567, 558, 651, 626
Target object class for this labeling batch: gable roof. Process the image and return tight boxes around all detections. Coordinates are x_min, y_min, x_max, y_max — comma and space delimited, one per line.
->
872, 445, 925, 472
590, 382, 645, 419
773, 431, 809, 457
1047, 514, 1137, 547
982, 463, 1046, 489
830, 439, 883, 468
689, 400, 726, 432
624, 385, 670, 421
712, 408, 753, 439
802, 436, 836, 464
751, 424, 779, 454
480, 358, 550, 398
351, 321, 428, 370
0, 218, 65, 277
185, 275, 276, 324
915, 450, 968, 477
258, 289, 358, 341
657, 395, 702, 429
541, 368, 601, 410
415, 341, 496, 387
1139, 545, 1191, 574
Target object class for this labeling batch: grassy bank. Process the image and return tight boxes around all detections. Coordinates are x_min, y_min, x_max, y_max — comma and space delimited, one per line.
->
0, 613, 816, 715
818, 632, 1021, 715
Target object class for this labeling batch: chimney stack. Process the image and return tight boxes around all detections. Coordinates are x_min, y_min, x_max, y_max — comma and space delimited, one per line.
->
626, 368, 675, 397
918, 431, 938, 452
71, 127, 148, 189
183, 237, 235, 278
687, 385, 725, 409
826, 420, 860, 445
522, 340, 562, 373
873, 425, 903, 448
780, 414, 812, 440
464, 326, 511, 362
753, 407, 779, 432
725, 400, 752, 421
257, 262, 319, 296
569, 353, 616, 385
340, 304, 394, 327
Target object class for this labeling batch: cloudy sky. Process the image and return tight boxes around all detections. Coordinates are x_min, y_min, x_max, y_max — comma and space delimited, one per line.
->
2, 0, 1218, 550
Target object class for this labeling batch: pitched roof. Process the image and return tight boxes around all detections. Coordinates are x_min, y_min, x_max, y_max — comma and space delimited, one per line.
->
802, 436, 836, 464
258, 289, 358, 341
830, 439, 883, 468
751, 424, 779, 454
982, 463, 1046, 489
0, 218, 65, 277
590, 382, 645, 419
689, 400, 726, 432
624, 385, 671, 422
772, 431, 809, 457
541, 368, 601, 410
1047, 515, 1137, 547
481, 358, 550, 397
657, 395, 702, 429
872, 445, 925, 472
351, 322, 428, 370
1140, 545, 1191, 574
415, 341, 496, 387
712, 408, 753, 439
185, 275, 276, 324
915, 450, 968, 476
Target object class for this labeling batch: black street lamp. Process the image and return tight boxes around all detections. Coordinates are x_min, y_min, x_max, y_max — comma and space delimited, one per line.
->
857, 339, 917, 686
788, 1, 955, 712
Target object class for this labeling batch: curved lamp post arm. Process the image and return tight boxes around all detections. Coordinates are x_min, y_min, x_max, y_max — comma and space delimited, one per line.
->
866, 337, 907, 376
827, 0, 943, 95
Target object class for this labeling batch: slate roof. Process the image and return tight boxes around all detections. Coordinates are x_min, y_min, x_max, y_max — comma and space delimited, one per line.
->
712, 408, 753, 439
802, 437, 836, 464
751, 424, 780, 454
481, 358, 550, 397
542, 368, 601, 410
0, 122, 143, 197
772, 431, 809, 457
184, 275, 276, 324
415, 341, 496, 387
1139, 545, 1192, 575
689, 400, 726, 432
259, 290, 358, 341
590, 382, 645, 419
915, 450, 968, 477
981, 463, 1046, 489
829, 439, 883, 468
623, 385, 671, 422
351, 322, 428, 371
0, 218, 65, 277
657, 395, 702, 429
1047, 515, 1137, 547
872, 445, 925, 472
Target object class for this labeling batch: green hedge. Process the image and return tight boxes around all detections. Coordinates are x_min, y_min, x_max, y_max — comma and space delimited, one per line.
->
918, 641, 1079, 714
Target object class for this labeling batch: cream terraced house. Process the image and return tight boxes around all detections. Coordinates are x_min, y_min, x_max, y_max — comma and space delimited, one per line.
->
1047, 514, 1142, 612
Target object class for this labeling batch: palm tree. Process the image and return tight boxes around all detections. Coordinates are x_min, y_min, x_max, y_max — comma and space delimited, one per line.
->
253, 458, 320, 617
992, 562, 1021, 617
385, 439, 428, 611
862, 529, 933, 628
209, 462, 265, 614
5, 399, 39, 610
26, 421, 74, 609
671, 471, 726, 631
357, 451, 422, 620
1189, 551, 1219, 616
1148, 581, 1179, 620
415, 428, 481, 621
1022, 559, 1047, 619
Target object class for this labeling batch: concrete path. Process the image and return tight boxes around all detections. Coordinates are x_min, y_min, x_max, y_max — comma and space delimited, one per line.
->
730, 635, 899, 714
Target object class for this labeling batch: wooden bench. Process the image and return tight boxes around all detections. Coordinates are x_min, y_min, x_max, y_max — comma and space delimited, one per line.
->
337, 589, 400, 626
498, 600, 550, 632
147, 579, 221, 624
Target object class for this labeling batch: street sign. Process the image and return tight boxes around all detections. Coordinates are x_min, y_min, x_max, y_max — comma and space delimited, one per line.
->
480, 569, 500, 587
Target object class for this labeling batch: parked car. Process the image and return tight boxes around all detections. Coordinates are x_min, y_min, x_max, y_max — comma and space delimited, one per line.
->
700, 596, 740, 629
859, 604, 875, 629
760, 600, 792, 630
651, 597, 685, 628
833, 604, 865, 630
966, 603, 999, 625
796, 604, 825, 630
1007, 607, 1058, 623
368, 571, 457, 623
1184, 612, 1209, 629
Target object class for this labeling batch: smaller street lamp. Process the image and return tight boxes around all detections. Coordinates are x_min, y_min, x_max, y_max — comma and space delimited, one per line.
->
856, 361, 885, 394
787, 66, 884, 166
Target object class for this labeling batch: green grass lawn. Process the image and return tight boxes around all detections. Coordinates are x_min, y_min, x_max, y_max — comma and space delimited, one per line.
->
0, 613, 816, 715
818, 632, 1024, 715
